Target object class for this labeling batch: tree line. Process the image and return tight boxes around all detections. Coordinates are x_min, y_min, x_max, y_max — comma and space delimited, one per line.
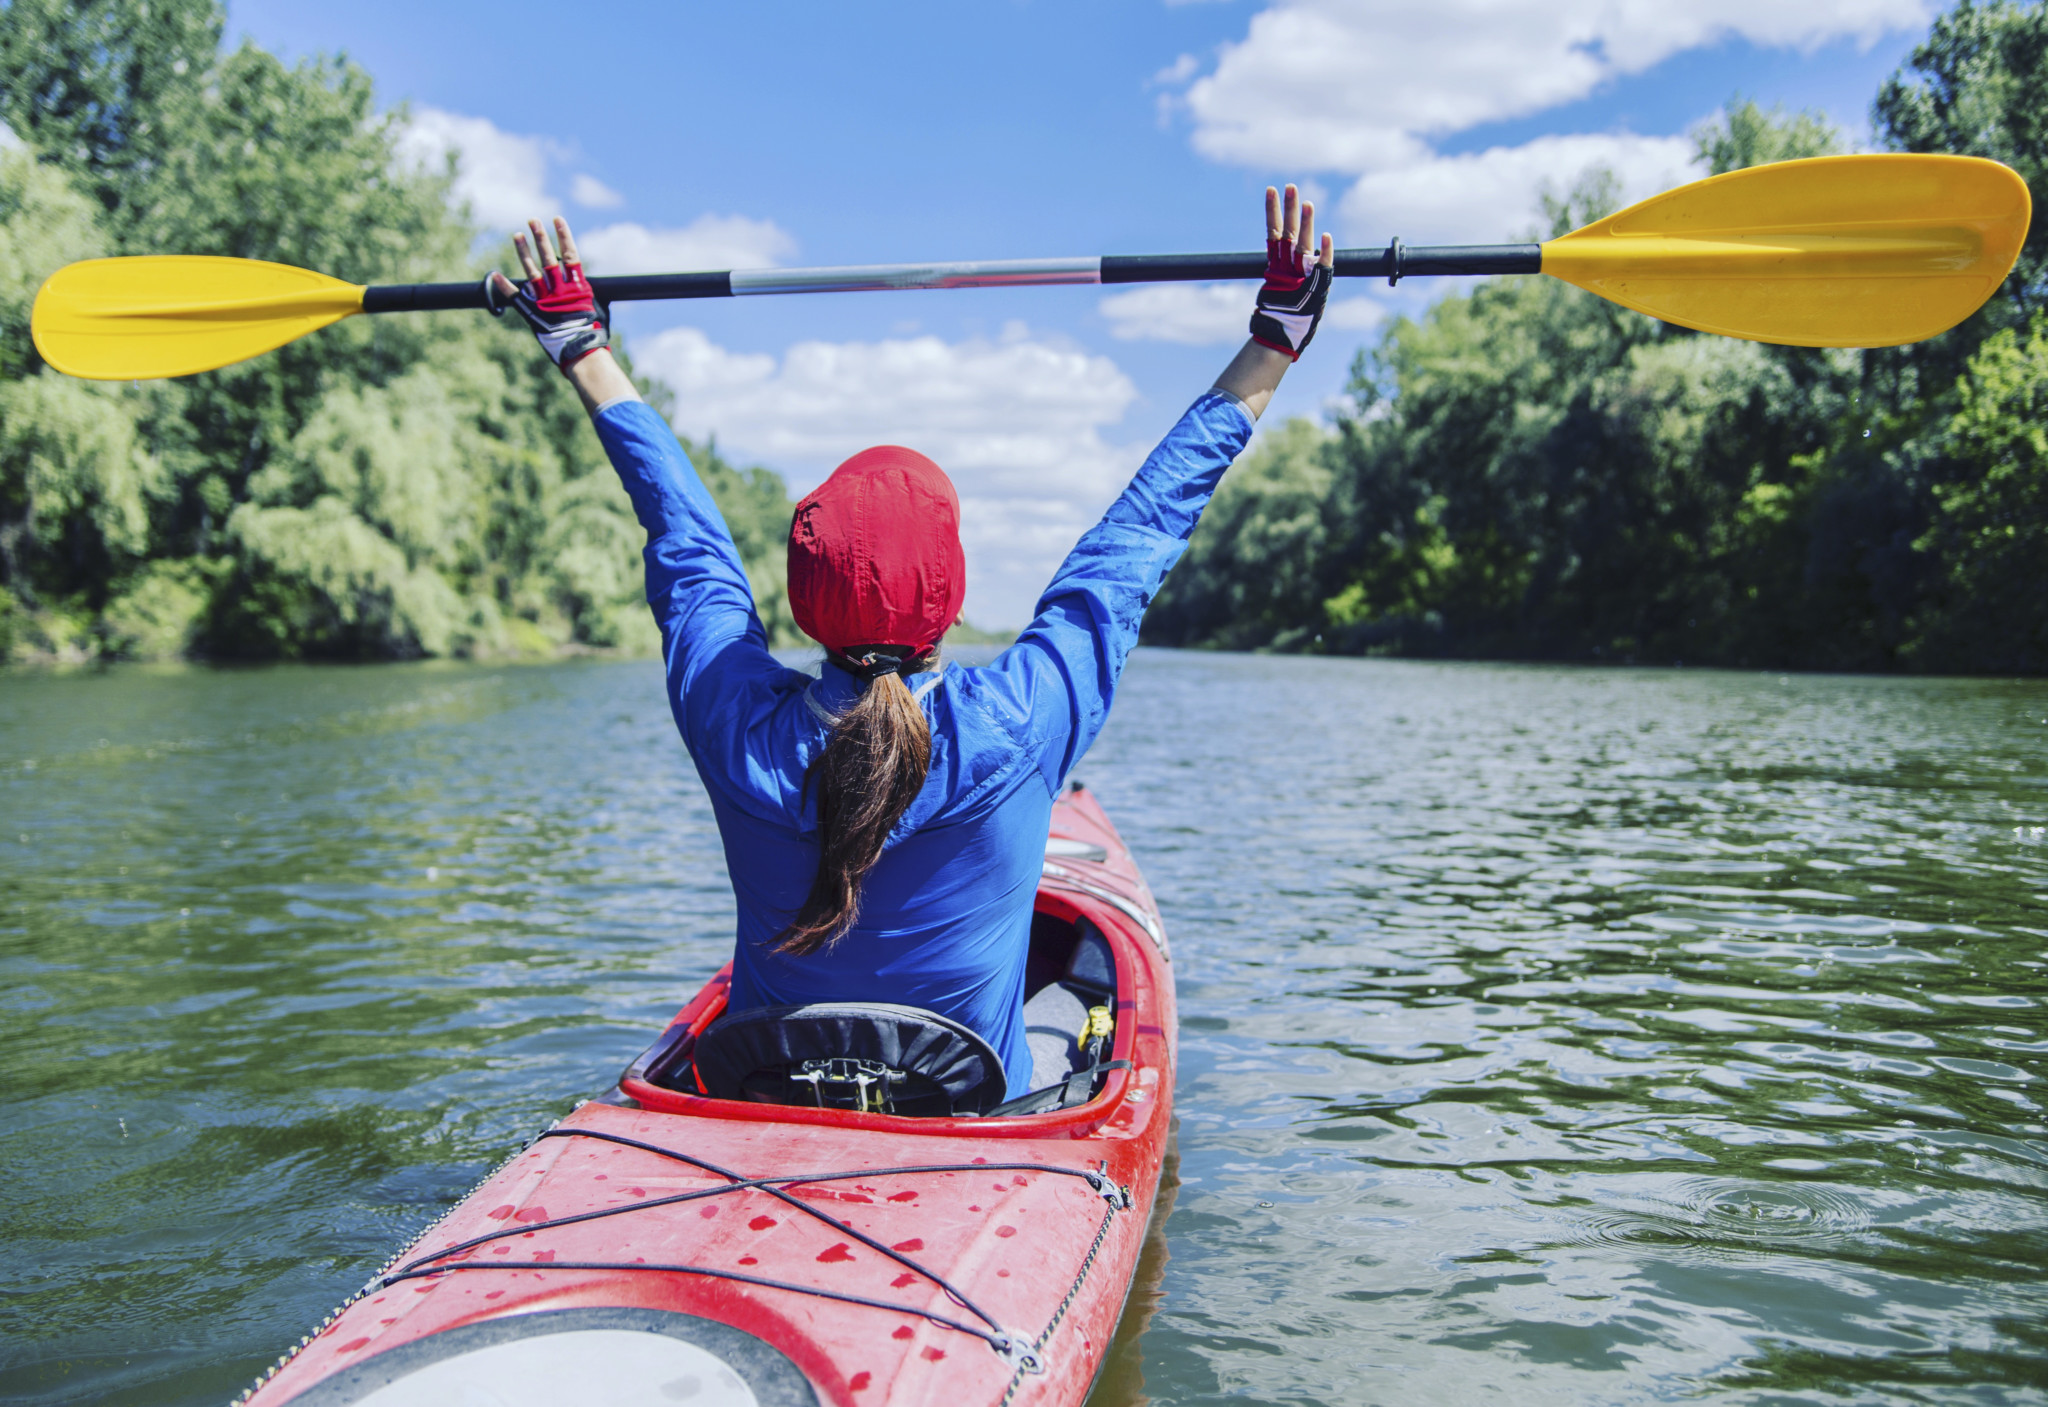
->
2, 0, 2042, 673
0, 0, 803, 663
1147, 0, 2048, 674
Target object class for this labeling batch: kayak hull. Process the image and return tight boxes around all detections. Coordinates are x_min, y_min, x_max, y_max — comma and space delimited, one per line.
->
239, 785, 1175, 1407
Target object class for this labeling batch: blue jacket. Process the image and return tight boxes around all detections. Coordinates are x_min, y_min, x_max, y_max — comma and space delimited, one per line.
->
595, 390, 1253, 1098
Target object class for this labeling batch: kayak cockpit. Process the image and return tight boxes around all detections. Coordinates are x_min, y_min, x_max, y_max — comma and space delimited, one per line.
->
623, 901, 1126, 1120
693, 1001, 1010, 1116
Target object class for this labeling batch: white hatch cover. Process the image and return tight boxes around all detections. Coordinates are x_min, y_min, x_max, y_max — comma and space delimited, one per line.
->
285, 1309, 818, 1407
349, 1329, 756, 1407
1044, 836, 1109, 862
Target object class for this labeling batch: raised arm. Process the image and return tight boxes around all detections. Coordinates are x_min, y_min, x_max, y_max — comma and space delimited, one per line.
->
988, 183, 1336, 789
492, 218, 779, 742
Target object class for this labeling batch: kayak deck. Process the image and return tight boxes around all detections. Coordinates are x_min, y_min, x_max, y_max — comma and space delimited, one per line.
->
238, 785, 1175, 1407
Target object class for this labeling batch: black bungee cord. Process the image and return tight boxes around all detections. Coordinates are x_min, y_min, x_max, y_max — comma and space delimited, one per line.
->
382, 1126, 1132, 1370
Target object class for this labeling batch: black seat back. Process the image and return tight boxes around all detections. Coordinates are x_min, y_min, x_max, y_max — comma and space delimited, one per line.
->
692, 1002, 1008, 1117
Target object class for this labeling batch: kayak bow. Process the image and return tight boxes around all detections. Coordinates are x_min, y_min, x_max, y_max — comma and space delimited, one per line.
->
237, 784, 1176, 1407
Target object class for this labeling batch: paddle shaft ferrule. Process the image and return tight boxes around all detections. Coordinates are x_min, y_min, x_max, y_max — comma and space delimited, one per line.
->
356, 242, 1545, 314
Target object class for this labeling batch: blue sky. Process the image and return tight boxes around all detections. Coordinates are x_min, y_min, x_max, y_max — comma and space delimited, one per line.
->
231, 0, 1934, 627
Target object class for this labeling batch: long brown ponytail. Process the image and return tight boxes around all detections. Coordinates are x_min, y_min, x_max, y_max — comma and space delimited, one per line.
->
774, 660, 935, 956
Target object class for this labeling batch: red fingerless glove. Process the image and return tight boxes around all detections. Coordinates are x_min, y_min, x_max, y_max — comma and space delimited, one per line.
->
488, 259, 611, 370
1248, 236, 1332, 361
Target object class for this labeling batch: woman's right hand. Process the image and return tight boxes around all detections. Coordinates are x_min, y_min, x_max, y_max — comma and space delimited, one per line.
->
490, 215, 640, 413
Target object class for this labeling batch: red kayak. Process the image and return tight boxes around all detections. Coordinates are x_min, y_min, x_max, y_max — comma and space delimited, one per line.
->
239, 784, 1175, 1406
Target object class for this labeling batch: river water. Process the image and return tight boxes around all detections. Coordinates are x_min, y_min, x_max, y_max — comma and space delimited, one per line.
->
2, 652, 2045, 1406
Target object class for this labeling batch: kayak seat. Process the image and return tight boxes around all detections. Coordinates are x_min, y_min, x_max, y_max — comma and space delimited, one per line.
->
1002, 917, 1125, 1114
1024, 980, 1091, 1091
692, 1001, 1008, 1117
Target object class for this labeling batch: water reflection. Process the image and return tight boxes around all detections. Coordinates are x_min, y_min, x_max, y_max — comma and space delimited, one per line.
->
1082, 655, 2048, 1404
1091, 1131, 1182, 1406
2, 654, 2044, 1405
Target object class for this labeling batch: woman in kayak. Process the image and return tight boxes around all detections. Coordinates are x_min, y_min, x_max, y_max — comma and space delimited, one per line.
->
490, 187, 1333, 1101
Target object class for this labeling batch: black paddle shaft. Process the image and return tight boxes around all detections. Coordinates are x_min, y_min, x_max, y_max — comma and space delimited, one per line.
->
358, 243, 1543, 313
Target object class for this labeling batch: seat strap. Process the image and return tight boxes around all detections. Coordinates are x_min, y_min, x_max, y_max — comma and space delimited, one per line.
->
1059, 1058, 1133, 1109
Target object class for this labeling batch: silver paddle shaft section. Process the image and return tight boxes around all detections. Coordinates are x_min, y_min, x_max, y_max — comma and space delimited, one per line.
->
358, 245, 1543, 313
730, 257, 1102, 295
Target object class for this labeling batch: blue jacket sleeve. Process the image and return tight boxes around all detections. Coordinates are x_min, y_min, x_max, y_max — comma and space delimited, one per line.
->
591, 399, 793, 784
978, 390, 1254, 792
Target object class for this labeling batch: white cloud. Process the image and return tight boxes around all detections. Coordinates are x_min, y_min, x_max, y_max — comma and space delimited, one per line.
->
393, 108, 794, 277
1180, 0, 1927, 174
570, 173, 625, 209
632, 323, 1143, 626
1101, 282, 1249, 344
396, 107, 555, 230
1322, 295, 1386, 331
0, 122, 19, 152
579, 215, 798, 274
1343, 131, 1700, 244
1100, 281, 1384, 344
1174, 0, 1920, 243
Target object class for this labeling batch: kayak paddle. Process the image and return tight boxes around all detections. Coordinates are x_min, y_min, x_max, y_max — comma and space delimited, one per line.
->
31, 154, 2030, 381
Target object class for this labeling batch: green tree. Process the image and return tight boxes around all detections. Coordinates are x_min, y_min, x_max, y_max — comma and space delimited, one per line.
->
1149, 47, 2048, 677
1147, 418, 1335, 650
0, 1, 804, 664
1907, 313, 2048, 669
0, 144, 160, 657
1693, 97, 1842, 175
1876, 0, 2048, 323
0, 0, 219, 226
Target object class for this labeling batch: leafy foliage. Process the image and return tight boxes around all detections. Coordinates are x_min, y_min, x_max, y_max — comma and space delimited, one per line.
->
0, 0, 800, 663
1876, 0, 2048, 323
1693, 97, 1843, 175
1151, 9, 2048, 675
1908, 313, 2048, 670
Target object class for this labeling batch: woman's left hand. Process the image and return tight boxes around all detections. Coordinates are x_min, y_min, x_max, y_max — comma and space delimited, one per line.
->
488, 216, 612, 371
489, 215, 640, 413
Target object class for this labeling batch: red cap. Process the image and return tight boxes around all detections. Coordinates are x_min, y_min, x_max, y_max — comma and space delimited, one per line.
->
787, 446, 965, 655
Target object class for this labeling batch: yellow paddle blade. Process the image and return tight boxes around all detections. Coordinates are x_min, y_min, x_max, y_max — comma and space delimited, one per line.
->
31, 256, 366, 380
1540, 154, 2031, 348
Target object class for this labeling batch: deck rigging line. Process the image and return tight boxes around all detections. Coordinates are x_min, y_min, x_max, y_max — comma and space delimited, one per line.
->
383, 1126, 1133, 1370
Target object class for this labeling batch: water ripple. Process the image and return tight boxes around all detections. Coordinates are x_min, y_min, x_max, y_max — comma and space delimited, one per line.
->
2, 655, 2046, 1404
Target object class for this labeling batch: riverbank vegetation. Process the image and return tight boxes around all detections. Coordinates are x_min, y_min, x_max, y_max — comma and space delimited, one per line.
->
2, 0, 2042, 672
0, 0, 802, 664
1149, 0, 2048, 674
